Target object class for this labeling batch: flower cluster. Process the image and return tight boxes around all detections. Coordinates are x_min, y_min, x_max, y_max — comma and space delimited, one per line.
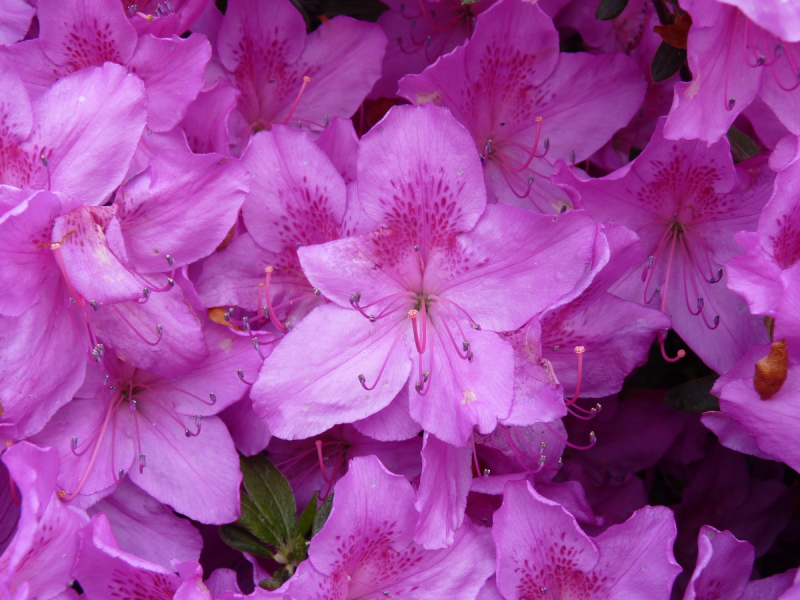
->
1, 0, 800, 597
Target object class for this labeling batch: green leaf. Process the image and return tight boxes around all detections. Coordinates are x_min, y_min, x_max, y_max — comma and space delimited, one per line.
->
237, 494, 283, 547
728, 126, 761, 162
595, 0, 628, 20
312, 494, 334, 537
664, 376, 720, 412
219, 525, 274, 558
240, 454, 297, 545
651, 41, 686, 82
296, 492, 318, 538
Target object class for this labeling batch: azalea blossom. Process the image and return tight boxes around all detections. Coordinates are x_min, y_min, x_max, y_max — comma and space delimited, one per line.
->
251, 103, 600, 446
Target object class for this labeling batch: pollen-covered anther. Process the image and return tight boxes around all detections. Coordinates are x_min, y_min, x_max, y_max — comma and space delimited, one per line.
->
166, 254, 174, 267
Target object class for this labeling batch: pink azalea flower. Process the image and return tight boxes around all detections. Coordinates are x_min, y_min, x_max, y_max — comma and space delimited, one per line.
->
553, 117, 774, 373
30, 321, 263, 523
493, 479, 681, 599
398, 0, 646, 212
727, 134, 800, 317
86, 478, 203, 571
664, 0, 800, 143
540, 222, 670, 399
267, 425, 422, 511
0, 146, 249, 437
215, 0, 386, 150
678, 525, 798, 600
672, 444, 790, 570
73, 513, 212, 599
371, 0, 496, 99
0, 442, 89, 599
1, 0, 211, 133
0, 59, 147, 205
280, 455, 496, 599
710, 341, 800, 473
197, 125, 370, 336
251, 104, 600, 447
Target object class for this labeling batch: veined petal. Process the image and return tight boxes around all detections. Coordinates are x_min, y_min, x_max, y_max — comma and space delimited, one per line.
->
431, 205, 599, 332
27, 63, 147, 205
408, 323, 513, 447
115, 150, 249, 273
127, 411, 241, 524
0, 188, 61, 316
251, 304, 413, 439
357, 104, 486, 244
128, 34, 212, 133
241, 126, 346, 253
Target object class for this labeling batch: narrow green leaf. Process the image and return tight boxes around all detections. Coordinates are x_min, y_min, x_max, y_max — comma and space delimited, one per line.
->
595, 0, 628, 20
664, 376, 720, 412
237, 494, 283, 547
219, 525, 274, 558
312, 494, 334, 537
296, 492, 318, 538
240, 454, 297, 544
728, 126, 761, 162
651, 41, 687, 82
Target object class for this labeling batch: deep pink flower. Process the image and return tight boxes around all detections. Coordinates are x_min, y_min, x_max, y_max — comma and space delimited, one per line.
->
664, 0, 800, 143
0, 442, 89, 599
493, 479, 680, 599
1, 0, 210, 133
31, 322, 263, 524
727, 134, 800, 317
553, 118, 774, 373
251, 104, 599, 447
371, 0, 496, 99
215, 0, 386, 150
398, 0, 646, 211
281, 455, 495, 599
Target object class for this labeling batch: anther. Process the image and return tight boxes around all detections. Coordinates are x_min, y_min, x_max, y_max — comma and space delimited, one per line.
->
156, 324, 163, 335
103, 375, 109, 386
414, 245, 420, 252
242, 316, 250, 331
139, 453, 146, 470
252, 337, 261, 351
471, 323, 481, 330
41, 154, 48, 167
697, 297, 704, 311
119, 469, 125, 479
237, 369, 255, 385
422, 370, 430, 382
569, 149, 575, 164
89, 300, 99, 311
543, 138, 550, 152
313, 288, 321, 296
358, 374, 366, 385
166, 278, 174, 287
500, 121, 506, 126
709, 268, 723, 283
142, 287, 150, 300
541, 588, 547, 595
560, 205, 567, 214
727, 98, 736, 110
482, 468, 490, 477
130, 399, 137, 412
92, 344, 104, 361
209, 393, 216, 403
166, 254, 174, 267
71, 436, 78, 451
484, 139, 493, 157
